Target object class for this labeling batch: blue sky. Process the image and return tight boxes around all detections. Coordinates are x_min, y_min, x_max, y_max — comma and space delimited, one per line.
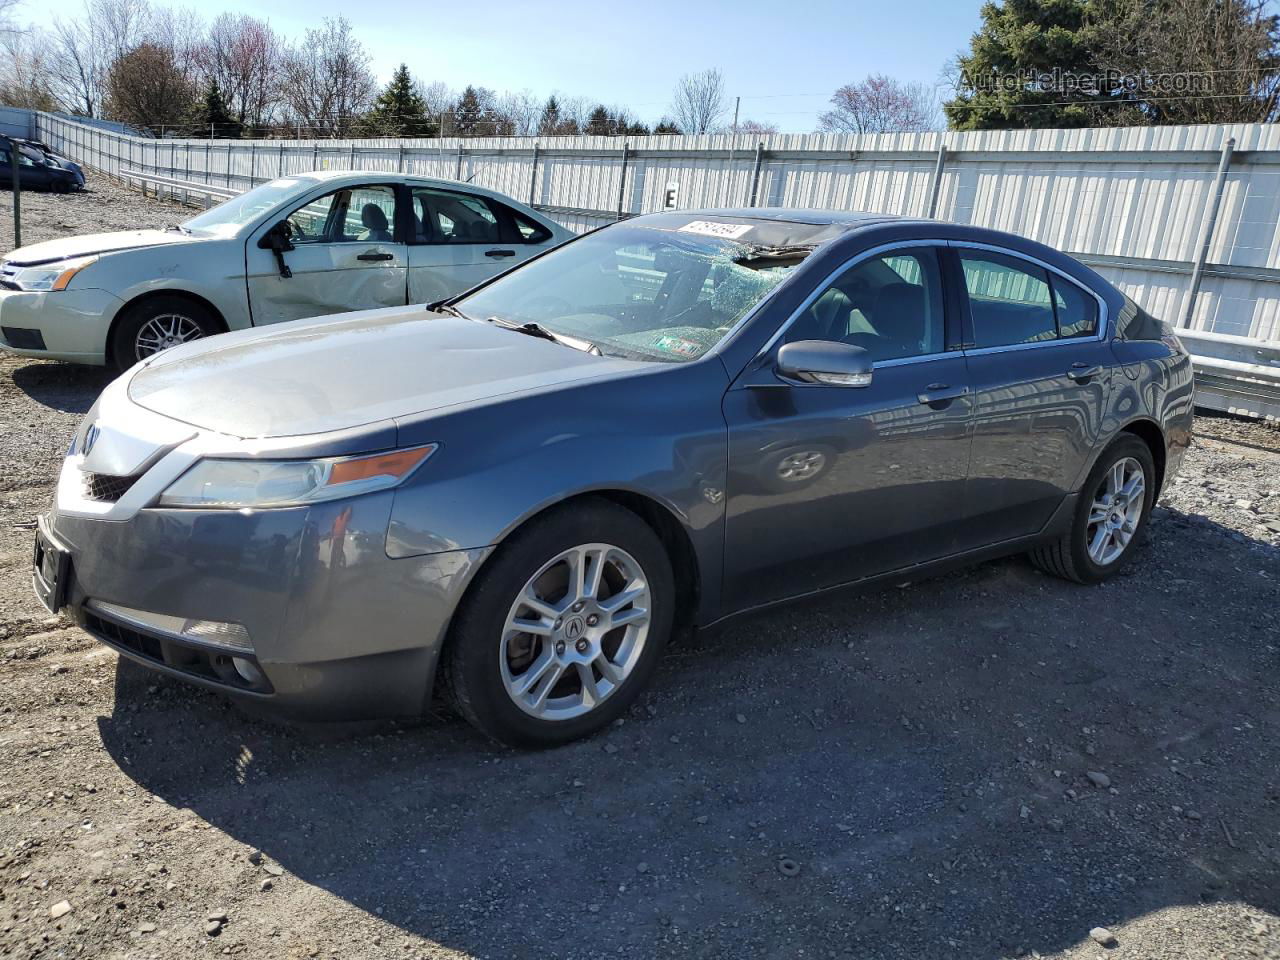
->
19, 0, 987, 130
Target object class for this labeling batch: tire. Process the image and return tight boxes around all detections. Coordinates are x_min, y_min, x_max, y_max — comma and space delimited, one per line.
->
444, 498, 675, 747
51, 179, 70, 194
109, 295, 220, 371
1030, 434, 1156, 584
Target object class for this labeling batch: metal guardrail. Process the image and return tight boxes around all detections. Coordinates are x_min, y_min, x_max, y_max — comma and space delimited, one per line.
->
112, 167, 1280, 422
1175, 329, 1280, 421
121, 169, 237, 206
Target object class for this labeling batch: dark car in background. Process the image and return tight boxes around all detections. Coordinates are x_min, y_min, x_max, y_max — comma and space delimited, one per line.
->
33, 208, 1193, 747
0, 139, 85, 192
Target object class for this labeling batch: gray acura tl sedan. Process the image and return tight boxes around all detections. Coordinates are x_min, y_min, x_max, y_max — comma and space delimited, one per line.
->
33, 208, 1193, 746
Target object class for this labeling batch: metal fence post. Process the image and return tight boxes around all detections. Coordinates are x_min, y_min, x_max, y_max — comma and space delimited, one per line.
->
1183, 136, 1236, 329
226, 141, 233, 188
455, 145, 463, 180
747, 142, 764, 207
204, 141, 210, 184
279, 142, 285, 177
616, 142, 630, 218
312, 142, 318, 170
397, 143, 405, 173
349, 142, 356, 169
926, 141, 947, 218
8, 138, 21, 248
528, 142, 539, 205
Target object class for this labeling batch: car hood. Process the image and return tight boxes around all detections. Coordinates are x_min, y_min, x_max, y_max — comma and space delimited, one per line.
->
127, 308, 647, 439
4, 229, 197, 265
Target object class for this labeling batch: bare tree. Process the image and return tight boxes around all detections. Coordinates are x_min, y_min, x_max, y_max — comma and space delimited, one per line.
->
148, 4, 204, 87
45, 16, 104, 114
199, 13, 280, 130
42, 0, 151, 117
418, 80, 455, 124
94, 0, 151, 65
0, 30, 59, 110
670, 68, 727, 134
737, 119, 779, 136
492, 89, 541, 136
819, 75, 938, 134
278, 16, 376, 137
1089, 0, 1280, 124
103, 41, 195, 134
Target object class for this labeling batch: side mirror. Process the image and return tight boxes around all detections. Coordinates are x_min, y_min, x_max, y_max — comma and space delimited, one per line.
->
257, 221, 294, 279
776, 340, 873, 387
257, 219, 295, 252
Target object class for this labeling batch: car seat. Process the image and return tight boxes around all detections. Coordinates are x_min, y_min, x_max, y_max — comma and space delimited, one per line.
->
361, 204, 392, 242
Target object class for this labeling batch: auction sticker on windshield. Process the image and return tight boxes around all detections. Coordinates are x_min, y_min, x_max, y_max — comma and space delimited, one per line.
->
679, 220, 753, 240
652, 334, 703, 358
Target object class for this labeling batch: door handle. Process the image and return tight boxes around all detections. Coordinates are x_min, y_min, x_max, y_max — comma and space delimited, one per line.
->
485, 249, 516, 258
1066, 362, 1102, 383
357, 252, 394, 262
917, 383, 970, 407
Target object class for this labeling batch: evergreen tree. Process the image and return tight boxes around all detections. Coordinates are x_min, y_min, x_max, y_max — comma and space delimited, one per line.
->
366, 64, 435, 137
944, 0, 1111, 130
190, 82, 242, 139
653, 118, 682, 134
453, 85, 484, 136
584, 104, 614, 136
538, 95, 563, 135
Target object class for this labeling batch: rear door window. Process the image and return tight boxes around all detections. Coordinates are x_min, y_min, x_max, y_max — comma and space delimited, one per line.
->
1052, 277, 1099, 338
413, 187, 502, 244
959, 251, 1056, 348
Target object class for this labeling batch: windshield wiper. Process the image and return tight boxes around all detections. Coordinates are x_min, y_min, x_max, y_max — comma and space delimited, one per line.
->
485, 316, 601, 355
164, 224, 190, 235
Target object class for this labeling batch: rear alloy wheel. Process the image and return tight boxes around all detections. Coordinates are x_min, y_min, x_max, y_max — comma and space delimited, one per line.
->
110, 296, 220, 371
1030, 435, 1156, 584
446, 499, 674, 747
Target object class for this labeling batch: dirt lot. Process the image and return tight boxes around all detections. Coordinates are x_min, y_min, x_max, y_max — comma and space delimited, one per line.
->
2, 184, 1280, 960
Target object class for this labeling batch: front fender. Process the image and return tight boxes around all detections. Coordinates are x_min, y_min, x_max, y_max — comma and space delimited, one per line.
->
385, 360, 730, 621
85, 241, 252, 332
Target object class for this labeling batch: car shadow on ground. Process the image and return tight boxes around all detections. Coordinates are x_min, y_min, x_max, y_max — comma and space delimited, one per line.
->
96, 511, 1280, 957
11, 361, 113, 413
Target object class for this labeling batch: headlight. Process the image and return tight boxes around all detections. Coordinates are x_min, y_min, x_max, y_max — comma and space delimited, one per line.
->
7, 255, 98, 292
157, 445, 436, 509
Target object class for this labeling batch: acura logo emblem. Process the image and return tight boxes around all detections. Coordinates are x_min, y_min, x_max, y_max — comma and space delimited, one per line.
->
563, 616, 585, 641
82, 422, 99, 455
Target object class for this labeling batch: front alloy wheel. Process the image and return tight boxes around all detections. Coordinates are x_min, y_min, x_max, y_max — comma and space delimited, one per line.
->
133, 312, 206, 360
445, 499, 674, 747
500, 543, 651, 720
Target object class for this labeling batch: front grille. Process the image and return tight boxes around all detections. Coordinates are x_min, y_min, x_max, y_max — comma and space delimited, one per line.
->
82, 471, 141, 502
84, 610, 272, 694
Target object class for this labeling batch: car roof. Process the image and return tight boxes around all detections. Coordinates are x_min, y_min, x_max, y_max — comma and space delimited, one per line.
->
287, 169, 509, 195
676, 207, 901, 228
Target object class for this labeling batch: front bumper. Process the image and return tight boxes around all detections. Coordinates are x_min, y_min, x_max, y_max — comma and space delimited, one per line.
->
0, 287, 121, 364
46, 498, 489, 720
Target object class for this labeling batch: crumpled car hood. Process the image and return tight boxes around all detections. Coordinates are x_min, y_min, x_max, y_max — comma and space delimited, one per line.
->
127, 307, 646, 439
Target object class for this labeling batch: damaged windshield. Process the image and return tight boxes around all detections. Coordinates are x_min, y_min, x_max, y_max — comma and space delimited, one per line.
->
456, 223, 809, 363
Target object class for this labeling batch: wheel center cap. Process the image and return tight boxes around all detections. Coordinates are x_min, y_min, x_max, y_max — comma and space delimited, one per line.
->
563, 616, 586, 642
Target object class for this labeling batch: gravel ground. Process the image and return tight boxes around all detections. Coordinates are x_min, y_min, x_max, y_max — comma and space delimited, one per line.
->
1, 185, 1280, 960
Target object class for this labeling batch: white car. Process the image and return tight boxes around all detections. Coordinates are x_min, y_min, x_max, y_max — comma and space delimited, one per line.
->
0, 171, 571, 368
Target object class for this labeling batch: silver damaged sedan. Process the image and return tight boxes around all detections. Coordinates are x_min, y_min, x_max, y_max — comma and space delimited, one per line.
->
34, 209, 1194, 746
